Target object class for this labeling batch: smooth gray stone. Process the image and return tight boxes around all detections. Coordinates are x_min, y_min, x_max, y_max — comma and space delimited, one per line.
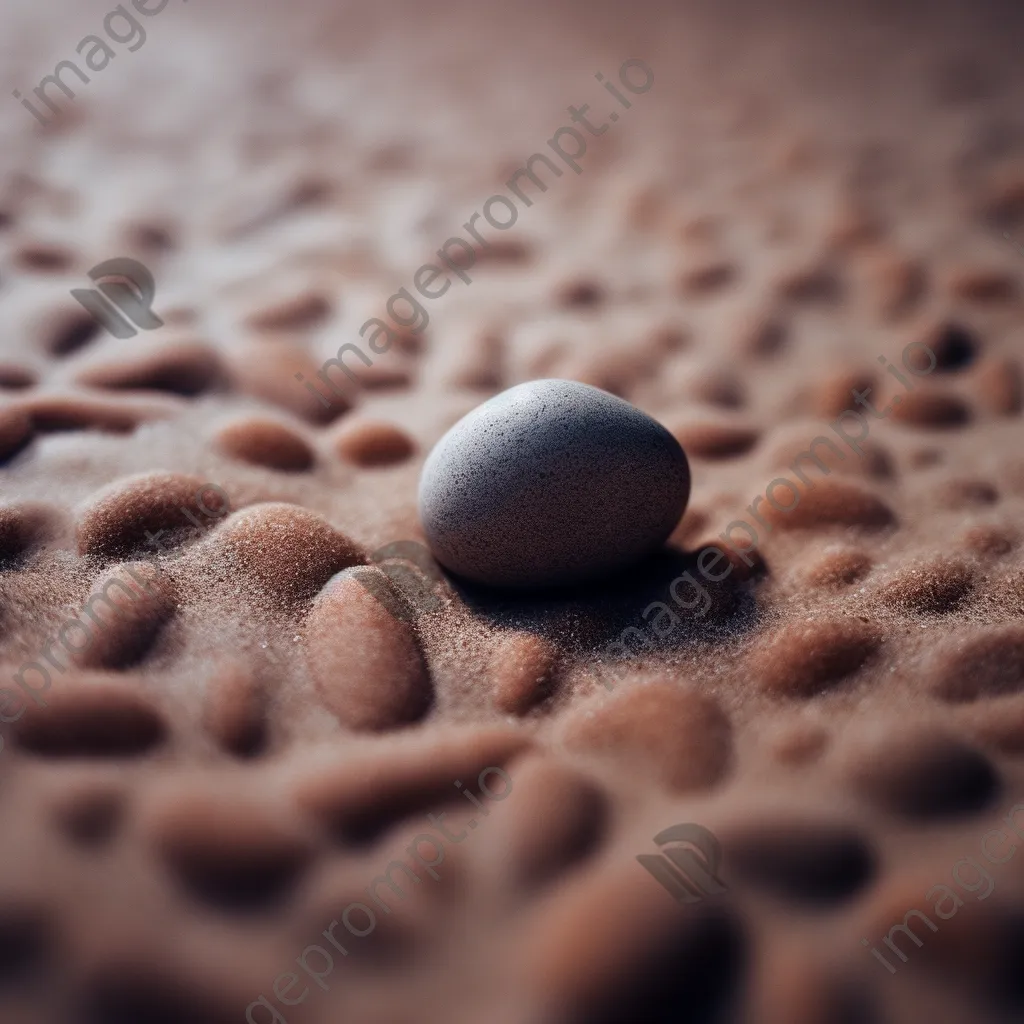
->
418, 379, 691, 588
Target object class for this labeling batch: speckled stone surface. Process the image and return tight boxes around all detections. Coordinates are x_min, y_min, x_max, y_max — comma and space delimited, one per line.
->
418, 380, 691, 587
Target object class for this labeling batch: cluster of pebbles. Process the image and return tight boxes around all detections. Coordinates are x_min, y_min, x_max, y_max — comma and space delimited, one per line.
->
0, 0, 1023, 1022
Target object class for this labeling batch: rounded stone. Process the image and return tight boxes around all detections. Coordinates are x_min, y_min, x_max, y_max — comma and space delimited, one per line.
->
418, 379, 690, 587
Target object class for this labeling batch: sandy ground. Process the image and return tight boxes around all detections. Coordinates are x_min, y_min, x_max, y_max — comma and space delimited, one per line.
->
0, 0, 1023, 1021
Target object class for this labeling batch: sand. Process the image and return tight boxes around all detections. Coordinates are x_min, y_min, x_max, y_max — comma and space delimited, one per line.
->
0, 0, 1023, 1021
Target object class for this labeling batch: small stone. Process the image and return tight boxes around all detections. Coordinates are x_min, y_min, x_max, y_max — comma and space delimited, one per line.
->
418, 380, 690, 588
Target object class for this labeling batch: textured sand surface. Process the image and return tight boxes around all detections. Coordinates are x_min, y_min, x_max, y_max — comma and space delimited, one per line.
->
1, 0, 1024, 1021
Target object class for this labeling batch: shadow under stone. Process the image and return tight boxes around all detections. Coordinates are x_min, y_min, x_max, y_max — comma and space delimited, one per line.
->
441, 544, 763, 660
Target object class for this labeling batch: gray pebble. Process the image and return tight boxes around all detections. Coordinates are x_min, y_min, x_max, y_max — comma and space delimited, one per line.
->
418, 379, 691, 588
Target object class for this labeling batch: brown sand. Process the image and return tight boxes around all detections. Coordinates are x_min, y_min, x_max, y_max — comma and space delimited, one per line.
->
1, 0, 1023, 1021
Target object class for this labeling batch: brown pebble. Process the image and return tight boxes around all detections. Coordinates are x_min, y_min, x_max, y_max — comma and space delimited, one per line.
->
733, 314, 787, 359
670, 421, 759, 460
14, 243, 75, 272
931, 477, 998, 510
303, 843, 436, 957
958, 523, 1016, 559
141, 782, 315, 912
887, 894, 1023, 995
855, 871, 959, 976
947, 267, 1017, 303
124, 220, 175, 252
888, 389, 971, 428
908, 446, 944, 470
446, 328, 505, 391
646, 324, 688, 357
50, 774, 127, 848
334, 419, 415, 467
0, 405, 31, 462
974, 356, 1023, 416
0, 503, 49, 565
12, 675, 168, 758
291, 726, 529, 842
478, 755, 606, 892
76, 472, 218, 559
930, 625, 1024, 703
874, 557, 975, 614
776, 264, 841, 303
965, 697, 1024, 756
71, 562, 176, 670
801, 547, 873, 589
680, 259, 736, 295
202, 665, 267, 758
204, 503, 364, 604
17, 391, 182, 435
771, 723, 830, 766
226, 341, 349, 425
720, 814, 875, 904
557, 280, 604, 307
860, 249, 926, 320
839, 725, 998, 819
918, 321, 978, 371
678, 213, 718, 241
980, 166, 1024, 223
347, 359, 413, 391
522, 857, 745, 1024
77, 959, 246, 1022
749, 937, 872, 1024
45, 310, 100, 357
298, 857, 426, 961
758, 479, 895, 532
560, 680, 731, 792
0, 365, 37, 390
825, 202, 881, 251
305, 569, 432, 731
811, 371, 875, 419
491, 632, 559, 715
74, 339, 224, 397
215, 417, 314, 472
688, 369, 746, 409
753, 619, 882, 698
769, 433, 893, 480
243, 291, 331, 331
570, 353, 640, 397
475, 240, 531, 265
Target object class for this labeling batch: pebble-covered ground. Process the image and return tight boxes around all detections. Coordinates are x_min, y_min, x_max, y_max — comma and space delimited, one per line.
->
1, 0, 1023, 1021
